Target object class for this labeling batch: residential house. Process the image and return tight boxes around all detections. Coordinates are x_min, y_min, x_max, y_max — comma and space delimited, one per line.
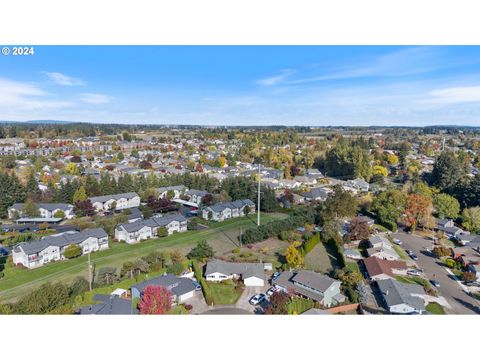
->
12, 228, 108, 269
346, 178, 370, 192
131, 273, 196, 304
366, 234, 400, 261
89, 192, 141, 213
115, 214, 187, 243
363, 257, 407, 280
8, 203, 74, 220
457, 233, 480, 246
303, 187, 332, 202
376, 278, 426, 314
272, 270, 346, 307
186, 189, 210, 205
79, 294, 138, 315
156, 185, 187, 199
202, 199, 255, 222
205, 260, 265, 286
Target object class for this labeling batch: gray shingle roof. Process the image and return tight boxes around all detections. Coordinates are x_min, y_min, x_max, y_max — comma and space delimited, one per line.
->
131, 274, 196, 297
89, 192, 139, 203
9, 203, 73, 212
205, 199, 254, 213
14, 228, 108, 255
205, 260, 264, 280
291, 270, 337, 292
377, 278, 425, 312
80, 295, 137, 315
116, 214, 186, 233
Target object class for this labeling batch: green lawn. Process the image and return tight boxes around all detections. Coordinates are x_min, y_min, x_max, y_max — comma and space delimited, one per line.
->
0, 213, 285, 303
209, 282, 243, 305
345, 261, 360, 273
425, 302, 446, 315
304, 241, 338, 273
392, 244, 409, 260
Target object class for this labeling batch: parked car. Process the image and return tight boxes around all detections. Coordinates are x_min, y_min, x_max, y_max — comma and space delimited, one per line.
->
430, 280, 441, 288
464, 281, 480, 287
249, 293, 266, 305
266, 286, 278, 297
410, 254, 418, 261
406, 249, 414, 256
271, 271, 281, 281
393, 238, 403, 245
192, 280, 202, 291
407, 269, 421, 276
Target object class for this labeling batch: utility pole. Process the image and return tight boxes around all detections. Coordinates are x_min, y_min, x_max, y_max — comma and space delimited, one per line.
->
239, 226, 243, 247
257, 163, 261, 226
88, 252, 92, 291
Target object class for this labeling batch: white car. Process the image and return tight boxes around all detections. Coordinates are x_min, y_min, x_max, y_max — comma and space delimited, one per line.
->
393, 238, 402, 245
407, 269, 421, 276
249, 293, 266, 305
266, 286, 278, 297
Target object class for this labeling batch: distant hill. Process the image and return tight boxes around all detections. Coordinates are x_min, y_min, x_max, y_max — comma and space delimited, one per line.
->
0, 120, 74, 125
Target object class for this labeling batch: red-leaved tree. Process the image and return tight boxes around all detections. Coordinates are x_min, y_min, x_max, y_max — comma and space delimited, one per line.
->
139, 285, 172, 315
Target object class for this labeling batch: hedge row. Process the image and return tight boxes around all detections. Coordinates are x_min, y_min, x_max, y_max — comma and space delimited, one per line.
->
192, 260, 213, 305
302, 233, 321, 255
327, 238, 346, 268
242, 215, 311, 244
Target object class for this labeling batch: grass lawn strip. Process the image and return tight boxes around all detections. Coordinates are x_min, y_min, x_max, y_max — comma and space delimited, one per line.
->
0, 213, 284, 302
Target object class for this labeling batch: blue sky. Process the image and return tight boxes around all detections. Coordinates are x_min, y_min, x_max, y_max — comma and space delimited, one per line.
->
2, 46, 480, 126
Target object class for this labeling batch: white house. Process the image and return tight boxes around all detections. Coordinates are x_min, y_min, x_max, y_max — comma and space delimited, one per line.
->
89, 192, 141, 213
156, 185, 187, 199
186, 189, 210, 205
202, 199, 255, 222
8, 203, 74, 220
366, 234, 400, 261
12, 228, 109, 269
377, 278, 426, 314
115, 214, 187, 244
205, 260, 265, 286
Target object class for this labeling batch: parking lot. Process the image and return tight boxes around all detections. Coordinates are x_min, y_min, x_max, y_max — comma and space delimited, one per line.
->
394, 230, 480, 314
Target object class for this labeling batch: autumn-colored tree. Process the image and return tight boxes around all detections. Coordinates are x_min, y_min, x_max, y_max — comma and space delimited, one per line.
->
386, 153, 399, 166
139, 285, 172, 314
372, 165, 388, 177
403, 193, 433, 231
348, 216, 371, 241
73, 186, 88, 204
264, 291, 289, 314
285, 241, 303, 268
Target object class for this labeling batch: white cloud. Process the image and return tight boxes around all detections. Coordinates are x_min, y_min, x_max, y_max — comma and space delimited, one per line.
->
80, 93, 112, 104
43, 71, 84, 86
0, 77, 73, 111
256, 69, 296, 86
429, 86, 480, 104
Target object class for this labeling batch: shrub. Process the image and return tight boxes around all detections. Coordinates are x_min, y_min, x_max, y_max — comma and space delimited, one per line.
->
192, 260, 213, 305
64, 244, 83, 259
302, 233, 321, 255
461, 271, 477, 282
328, 238, 346, 268
433, 246, 451, 258
157, 227, 168, 237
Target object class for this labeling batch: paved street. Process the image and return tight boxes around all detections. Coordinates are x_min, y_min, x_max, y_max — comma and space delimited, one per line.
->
394, 230, 480, 314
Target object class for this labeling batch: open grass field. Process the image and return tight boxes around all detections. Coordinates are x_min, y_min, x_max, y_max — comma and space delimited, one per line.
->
0, 213, 287, 303
304, 241, 338, 273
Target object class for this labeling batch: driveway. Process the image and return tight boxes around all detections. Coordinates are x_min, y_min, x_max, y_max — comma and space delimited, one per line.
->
183, 290, 209, 314
394, 230, 480, 314
235, 284, 270, 313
